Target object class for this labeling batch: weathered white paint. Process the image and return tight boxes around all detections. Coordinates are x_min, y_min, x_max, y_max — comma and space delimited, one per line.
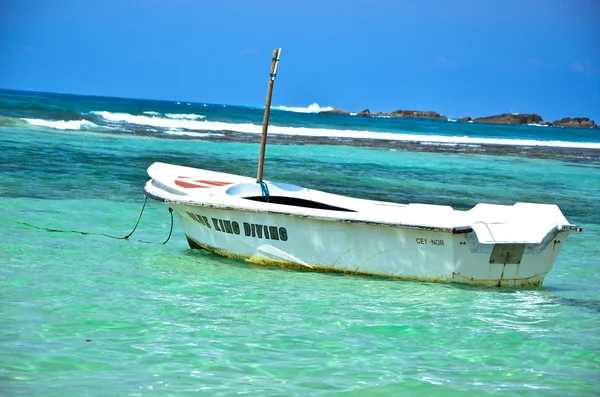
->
144, 162, 579, 287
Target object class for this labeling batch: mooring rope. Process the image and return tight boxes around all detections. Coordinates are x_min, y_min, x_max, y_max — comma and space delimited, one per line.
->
123, 195, 148, 239
161, 208, 174, 245
17, 196, 174, 245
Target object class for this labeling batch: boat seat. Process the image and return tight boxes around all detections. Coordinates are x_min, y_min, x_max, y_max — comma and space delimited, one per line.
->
225, 182, 308, 198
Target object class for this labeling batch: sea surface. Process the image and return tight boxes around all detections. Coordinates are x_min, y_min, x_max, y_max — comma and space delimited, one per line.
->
1, 88, 599, 396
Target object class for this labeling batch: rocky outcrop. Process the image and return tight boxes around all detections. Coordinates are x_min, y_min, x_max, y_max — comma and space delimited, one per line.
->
390, 110, 448, 121
319, 108, 350, 115
318, 107, 598, 128
552, 117, 597, 128
322, 108, 447, 120
473, 113, 545, 125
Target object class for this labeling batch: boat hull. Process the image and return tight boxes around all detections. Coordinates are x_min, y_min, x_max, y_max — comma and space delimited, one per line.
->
170, 203, 568, 287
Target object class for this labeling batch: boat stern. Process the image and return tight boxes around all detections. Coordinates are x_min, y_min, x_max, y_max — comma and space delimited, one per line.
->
451, 203, 581, 286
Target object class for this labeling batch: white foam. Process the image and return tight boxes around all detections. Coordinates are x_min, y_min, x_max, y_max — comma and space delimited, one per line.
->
143, 111, 160, 116
89, 111, 600, 150
165, 113, 206, 120
93, 111, 209, 130
273, 103, 334, 113
163, 130, 221, 138
24, 118, 99, 130
164, 119, 600, 149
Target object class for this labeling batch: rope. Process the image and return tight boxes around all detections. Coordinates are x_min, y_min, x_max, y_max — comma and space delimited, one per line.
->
161, 208, 174, 245
17, 196, 174, 245
124, 196, 148, 239
258, 181, 270, 202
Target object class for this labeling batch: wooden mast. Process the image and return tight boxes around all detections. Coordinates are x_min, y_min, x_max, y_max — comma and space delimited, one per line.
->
256, 48, 281, 183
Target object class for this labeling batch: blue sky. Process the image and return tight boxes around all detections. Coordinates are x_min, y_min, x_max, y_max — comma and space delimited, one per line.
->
1, 0, 599, 121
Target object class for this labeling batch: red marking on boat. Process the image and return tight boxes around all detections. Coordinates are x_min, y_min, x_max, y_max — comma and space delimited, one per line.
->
194, 180, 233, 186
175, 180, 210, 188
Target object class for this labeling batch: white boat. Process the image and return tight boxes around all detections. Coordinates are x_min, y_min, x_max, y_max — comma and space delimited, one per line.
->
143, 161, 580, 287
143, 48, 580, 287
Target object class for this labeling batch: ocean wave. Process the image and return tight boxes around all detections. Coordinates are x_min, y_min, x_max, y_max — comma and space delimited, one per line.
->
23, 118, 100, 131
164, 130, 221, 138
165, 113, 206, 120
156, 119, 600, 149
272, 103, 334, 113
31, 110, 600, 150
92, 111, 209, 130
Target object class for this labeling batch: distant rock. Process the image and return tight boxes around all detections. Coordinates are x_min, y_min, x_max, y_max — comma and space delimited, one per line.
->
389, 110, 448, 121
318, 106, 599, 128
552, 117, 597, 128
349, 109, 448, 120
473, 113, 545, 125
319, 109, 350, 115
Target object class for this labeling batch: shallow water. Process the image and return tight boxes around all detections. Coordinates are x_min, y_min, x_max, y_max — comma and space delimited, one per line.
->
1, 92, 599, 396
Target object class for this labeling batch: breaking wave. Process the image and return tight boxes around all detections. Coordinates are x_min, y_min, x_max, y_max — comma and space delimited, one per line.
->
24, 118, 100, 131
273, 103, 334, 113
161, 119, 600, 149
92, 111, 208, 130
528, 123, 550, 127
165, 113, 206, 120
163, 130, 218, 138
21, 111, 600, 150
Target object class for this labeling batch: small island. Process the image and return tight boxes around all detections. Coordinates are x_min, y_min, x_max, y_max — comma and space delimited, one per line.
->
322, 108, 448, 121
472, 113, 549, 126
319, 108, 351, 115
552, 117, 596, 128
388, 110, 447, 121
319, 108, 597, 128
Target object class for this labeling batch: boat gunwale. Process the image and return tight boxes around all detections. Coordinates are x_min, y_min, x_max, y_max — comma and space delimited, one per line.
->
143, 185, 474, 234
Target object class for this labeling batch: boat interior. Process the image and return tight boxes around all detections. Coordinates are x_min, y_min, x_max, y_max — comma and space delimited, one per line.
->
225, 182, 357, 212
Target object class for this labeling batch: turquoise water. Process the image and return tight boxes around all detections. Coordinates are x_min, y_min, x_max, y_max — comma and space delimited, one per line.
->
1, 90, 599, 395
